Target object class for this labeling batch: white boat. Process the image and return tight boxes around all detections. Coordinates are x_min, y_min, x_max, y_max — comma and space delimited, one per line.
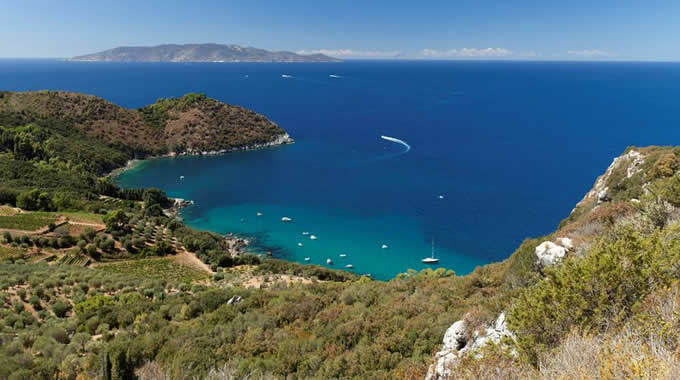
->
281, 74, 292, 78
310, 235, 318, 240
304, 257, 311, 261
297, 242, 304, 247
180, 175, 185, 180
345, 264, 353, 269
381, 244, 389, 249
339, 253, 347, 257
302, 232, 310, 235
326, 258, 333, 265
422, 239, 440, 264
256, 212, 263, 216
438, 195, 444, 199
281, 217, 292, 222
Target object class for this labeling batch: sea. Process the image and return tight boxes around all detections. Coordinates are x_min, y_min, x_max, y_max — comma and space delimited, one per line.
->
2, 59, 680, 280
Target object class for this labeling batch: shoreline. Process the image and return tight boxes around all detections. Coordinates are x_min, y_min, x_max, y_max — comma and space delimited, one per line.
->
108, 133, 294, 262
106, 133, 294, 180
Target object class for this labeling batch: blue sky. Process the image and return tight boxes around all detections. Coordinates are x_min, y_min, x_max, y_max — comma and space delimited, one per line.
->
2, 0, 679, 60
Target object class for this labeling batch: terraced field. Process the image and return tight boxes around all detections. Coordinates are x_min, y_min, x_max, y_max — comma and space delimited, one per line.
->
0, 212, 57, 231
95, 257, 209, 283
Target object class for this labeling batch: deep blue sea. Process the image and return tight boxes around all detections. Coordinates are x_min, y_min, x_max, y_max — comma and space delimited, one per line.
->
2, 59, 680, 279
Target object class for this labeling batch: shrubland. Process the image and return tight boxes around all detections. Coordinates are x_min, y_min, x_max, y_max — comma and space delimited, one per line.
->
4, 90, 680, 379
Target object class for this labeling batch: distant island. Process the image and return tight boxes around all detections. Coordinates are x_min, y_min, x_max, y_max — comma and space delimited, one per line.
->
71, 43, 341, 63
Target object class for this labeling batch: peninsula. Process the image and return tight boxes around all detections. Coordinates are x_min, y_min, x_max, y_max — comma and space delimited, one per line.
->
0, 91, 293, 162
71, 43, 341, 63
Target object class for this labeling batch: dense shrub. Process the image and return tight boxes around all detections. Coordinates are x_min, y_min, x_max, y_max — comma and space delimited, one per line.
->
509, 224, 679, 364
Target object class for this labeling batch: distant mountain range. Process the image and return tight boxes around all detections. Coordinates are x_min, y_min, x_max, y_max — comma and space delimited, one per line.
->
71, 43, 341, 63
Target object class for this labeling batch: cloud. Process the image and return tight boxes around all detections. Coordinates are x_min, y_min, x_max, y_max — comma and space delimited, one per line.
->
567, 49, 608, 57
297, 49, 403, 58
421, 48, 512, 58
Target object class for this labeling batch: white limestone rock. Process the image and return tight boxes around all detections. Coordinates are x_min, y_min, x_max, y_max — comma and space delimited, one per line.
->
442, 320, 466, 350
426, 313, 514, 380
578, 150, 646, 209
535, 241, 568, 267
556, 237, 573, 251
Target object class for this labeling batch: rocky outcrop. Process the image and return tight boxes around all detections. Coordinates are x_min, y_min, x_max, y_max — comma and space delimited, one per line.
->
578, 150, 646, 208
535, 237, 573, 268
176, 133, 294, 156
426, 313, 514, 380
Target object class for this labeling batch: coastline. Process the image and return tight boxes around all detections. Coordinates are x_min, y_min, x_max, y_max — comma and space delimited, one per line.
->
108, 133, 294, 260
106, 133, 294, 180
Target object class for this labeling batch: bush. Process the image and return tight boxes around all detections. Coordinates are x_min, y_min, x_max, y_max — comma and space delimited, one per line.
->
28, 295, 41, 310
509, 225, 677, 364
52, 302, 70, 318
13, 300, 24, 313
2, 231, 11, 243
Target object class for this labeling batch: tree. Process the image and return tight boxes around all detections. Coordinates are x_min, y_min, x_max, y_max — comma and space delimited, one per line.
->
13, 133, 34, 160
87, 244, 100, 260
16, 189, 40, 210
16, 189, 52, 211
104, 210, 129, 232
52, 302, 70, 318
109, 345, 134, 380
143, 188, 170, 208
144, 203, 164, 218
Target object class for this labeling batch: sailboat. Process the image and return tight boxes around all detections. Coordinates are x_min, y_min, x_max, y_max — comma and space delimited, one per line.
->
422, 239, 440, 264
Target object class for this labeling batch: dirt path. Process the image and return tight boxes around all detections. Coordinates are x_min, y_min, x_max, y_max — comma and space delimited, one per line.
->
68, 221, 105, 228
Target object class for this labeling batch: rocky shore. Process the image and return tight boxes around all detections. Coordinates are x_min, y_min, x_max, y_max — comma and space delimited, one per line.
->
107, 133, 294, 179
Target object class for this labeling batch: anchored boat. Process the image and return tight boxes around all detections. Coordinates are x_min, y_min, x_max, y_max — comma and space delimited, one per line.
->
422, 239, 440, 264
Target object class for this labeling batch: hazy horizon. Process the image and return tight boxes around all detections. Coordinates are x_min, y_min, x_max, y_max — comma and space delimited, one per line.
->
3, 1, 680, 61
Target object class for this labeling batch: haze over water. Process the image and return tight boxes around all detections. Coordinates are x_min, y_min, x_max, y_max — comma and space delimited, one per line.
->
3, 60, 680, 279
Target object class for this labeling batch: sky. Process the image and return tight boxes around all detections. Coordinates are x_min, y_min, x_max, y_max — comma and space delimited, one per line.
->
1, 0, 679, 60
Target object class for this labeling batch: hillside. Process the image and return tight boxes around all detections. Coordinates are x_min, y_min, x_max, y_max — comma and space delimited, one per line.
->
426, 146, 680, 379
0, 91, 292, 157
72, 43, 341, 63
3, 89, 680, 379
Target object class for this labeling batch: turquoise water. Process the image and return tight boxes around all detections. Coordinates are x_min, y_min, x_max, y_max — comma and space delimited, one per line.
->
4, 60, 680, 280
117, 146, 483, 280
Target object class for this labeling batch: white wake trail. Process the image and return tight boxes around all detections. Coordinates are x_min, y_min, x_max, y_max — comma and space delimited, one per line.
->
380, 135, 411, 153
